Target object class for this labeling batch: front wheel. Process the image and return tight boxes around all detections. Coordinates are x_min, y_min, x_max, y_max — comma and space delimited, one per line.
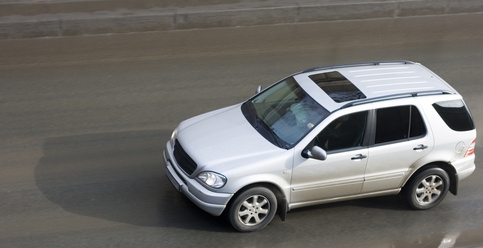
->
227, 187, 277, 232
403, 168, 450, 210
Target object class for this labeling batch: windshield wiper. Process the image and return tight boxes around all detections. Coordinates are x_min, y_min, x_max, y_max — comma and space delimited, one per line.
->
243, 101, 286, 149
252, 105, 285, 148
254, 112, 285, 149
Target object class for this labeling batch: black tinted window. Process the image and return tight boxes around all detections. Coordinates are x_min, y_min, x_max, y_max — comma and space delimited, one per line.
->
410, 106, 426, 137
433, 100, 475, 131
375, 105, 426, 144
315, 111, 368, 152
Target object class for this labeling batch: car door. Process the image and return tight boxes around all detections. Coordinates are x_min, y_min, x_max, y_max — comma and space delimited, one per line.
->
290, 111, 370, 204
361, 103, 434, 193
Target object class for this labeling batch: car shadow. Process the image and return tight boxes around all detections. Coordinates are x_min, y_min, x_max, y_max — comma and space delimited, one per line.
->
35, 129, 418, 233
35, 130, 230, 232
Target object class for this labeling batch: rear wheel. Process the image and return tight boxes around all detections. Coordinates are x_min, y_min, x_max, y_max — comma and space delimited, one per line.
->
228, 187, 277, 232
403, 168, 450, 210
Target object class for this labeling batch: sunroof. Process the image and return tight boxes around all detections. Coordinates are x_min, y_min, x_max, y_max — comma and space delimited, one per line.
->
309, 71, 366, 103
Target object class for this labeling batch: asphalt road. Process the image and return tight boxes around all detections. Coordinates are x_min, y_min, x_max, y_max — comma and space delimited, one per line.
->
1, 13, 483, 248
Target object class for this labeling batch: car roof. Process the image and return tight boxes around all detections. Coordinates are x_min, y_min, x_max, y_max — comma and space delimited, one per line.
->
295, 61, 458, 112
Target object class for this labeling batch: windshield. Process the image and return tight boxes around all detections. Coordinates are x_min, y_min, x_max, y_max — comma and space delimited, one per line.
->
242, 76, 329, 148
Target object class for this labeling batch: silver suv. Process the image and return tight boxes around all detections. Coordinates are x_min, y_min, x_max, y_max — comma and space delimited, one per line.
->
164, 61, 476, 232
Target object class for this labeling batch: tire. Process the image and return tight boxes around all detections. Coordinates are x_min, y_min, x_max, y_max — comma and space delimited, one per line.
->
228, 187, 277, 232
403, 168, 450, 210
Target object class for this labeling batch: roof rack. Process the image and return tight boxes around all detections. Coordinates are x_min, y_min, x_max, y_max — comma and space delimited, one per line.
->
340, 90, 453, 109
302, 60, 416, 73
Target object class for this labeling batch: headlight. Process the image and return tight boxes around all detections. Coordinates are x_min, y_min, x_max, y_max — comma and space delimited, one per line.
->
197, 171, 227, 189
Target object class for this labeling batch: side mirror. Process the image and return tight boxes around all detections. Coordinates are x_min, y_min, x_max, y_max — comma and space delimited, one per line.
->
256, 85, 262, 94
302, 146, 327, 161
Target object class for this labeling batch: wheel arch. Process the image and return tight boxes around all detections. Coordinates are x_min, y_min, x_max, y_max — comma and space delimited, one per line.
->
404, 161, 458, 195
224, 182, 288, 221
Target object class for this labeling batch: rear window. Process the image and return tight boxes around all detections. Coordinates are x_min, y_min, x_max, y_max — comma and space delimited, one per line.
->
309, 71, 366, 103
433, 99, 475, 131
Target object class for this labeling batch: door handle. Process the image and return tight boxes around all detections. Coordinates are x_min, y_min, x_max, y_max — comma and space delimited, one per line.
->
413, 144, 428, 151
351, 154, 367, 160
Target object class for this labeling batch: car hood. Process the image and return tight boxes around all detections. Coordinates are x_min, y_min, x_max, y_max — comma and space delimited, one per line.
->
176, 104, 283, 172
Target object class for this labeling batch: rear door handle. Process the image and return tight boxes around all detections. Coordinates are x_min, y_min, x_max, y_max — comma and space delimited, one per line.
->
413, 144, 428, 151
351, 154, 367, 160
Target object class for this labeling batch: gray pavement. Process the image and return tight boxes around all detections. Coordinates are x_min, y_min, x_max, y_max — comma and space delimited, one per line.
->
1, 0, 483, 39
1, 13, 483, 246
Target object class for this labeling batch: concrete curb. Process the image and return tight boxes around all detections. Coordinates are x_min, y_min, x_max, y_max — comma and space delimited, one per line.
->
1, 0, 483, 39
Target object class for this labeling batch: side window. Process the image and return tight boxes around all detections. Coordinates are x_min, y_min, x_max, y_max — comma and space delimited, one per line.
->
375, 105, 426, 144
433, 99, 475, 131
315, 111, 368, 152
410, 106, 426, 137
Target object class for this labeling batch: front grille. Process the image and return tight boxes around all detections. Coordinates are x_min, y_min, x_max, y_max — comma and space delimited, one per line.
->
173, 140, 197, 175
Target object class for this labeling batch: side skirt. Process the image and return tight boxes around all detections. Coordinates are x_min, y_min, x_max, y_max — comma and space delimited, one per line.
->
288, 189, 401, 211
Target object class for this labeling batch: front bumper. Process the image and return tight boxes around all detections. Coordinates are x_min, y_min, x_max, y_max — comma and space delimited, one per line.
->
163, 141, 232, 216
